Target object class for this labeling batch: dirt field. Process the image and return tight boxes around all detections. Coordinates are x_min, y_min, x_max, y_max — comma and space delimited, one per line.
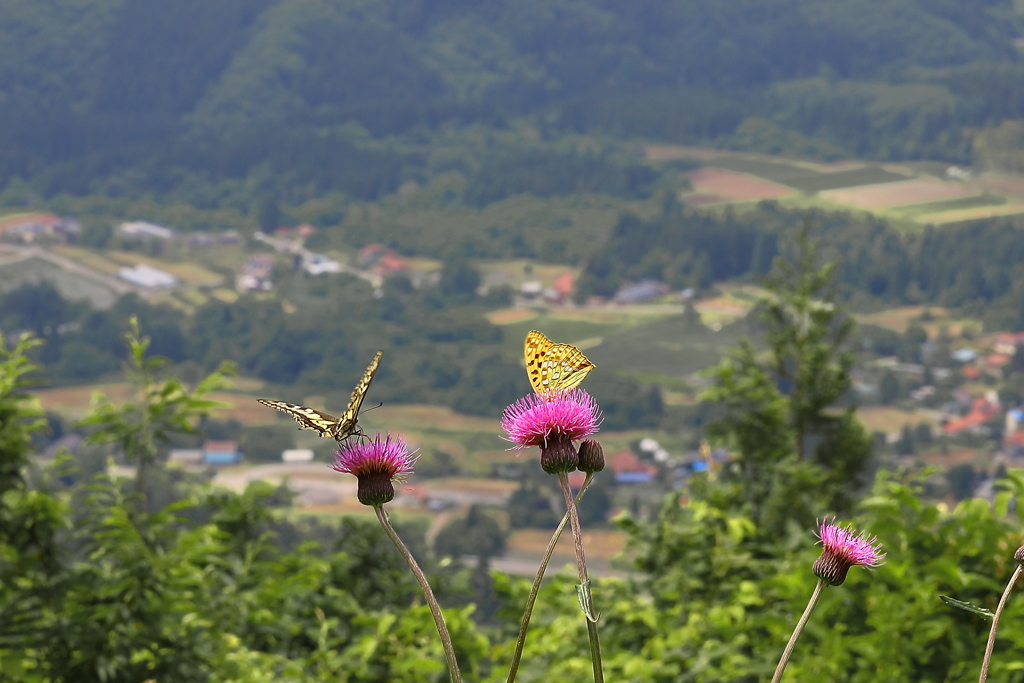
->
359, 403, 500, 433
211, 392, 281, 425
53, 246, 223, 286
858, 406, 940, 435
694, 295, 753, 325
975, 173, 1024, 199
487, 308, 539, 325
35, 382, 134, 419
549, 309, 630, 324
687, 168, 794, 201
821, 178, 975, 209
856, 306, 949, 333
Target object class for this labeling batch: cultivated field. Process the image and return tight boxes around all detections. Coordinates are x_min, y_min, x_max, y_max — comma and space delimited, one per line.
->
685, 168, 794, 202
487, 308, 538, 325
916, 202, 1024, 224
857, 406, 941, 436
856, 306, 949, 333
856, 305, 981, 339
647, 145, 1024, 224
0, 255, 121, 308
820, 178, 977, 210
54, 246, 223, 286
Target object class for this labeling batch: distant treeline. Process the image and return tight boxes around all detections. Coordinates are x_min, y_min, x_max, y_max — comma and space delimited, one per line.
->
2, 0, 1024, 204
577, 199, 1024, 330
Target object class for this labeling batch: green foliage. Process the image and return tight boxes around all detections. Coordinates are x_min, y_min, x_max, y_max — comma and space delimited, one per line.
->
701, 227, 872, 526
11, 315, 1024, 681
577, 201, 1024, 315
434, 505, 507, 561
879, 371, 901, 405
80, 317, 234, 502
2, 0, 1023, 202
0, 333, 45, 498
462, 148, 656, 208
508, 483, 559, 529
239, 425, 296, 463
576, 196, 777, 299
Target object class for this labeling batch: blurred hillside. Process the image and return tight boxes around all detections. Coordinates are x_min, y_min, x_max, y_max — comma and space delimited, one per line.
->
3, 0, 1024, 203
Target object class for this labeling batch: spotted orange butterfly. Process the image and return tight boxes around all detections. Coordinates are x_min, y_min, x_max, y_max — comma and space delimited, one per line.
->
258, 350, 382, 442
524, 330, 595, 399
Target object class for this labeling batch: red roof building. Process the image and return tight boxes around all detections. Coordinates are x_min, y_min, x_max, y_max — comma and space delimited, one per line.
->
554, 271, 575, 298
986, 353, 1011, 368
943, 398, 1001, 434
608, 450, 658, 483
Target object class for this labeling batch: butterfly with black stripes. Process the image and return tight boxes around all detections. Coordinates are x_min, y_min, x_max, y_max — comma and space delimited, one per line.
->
258, 350, 383, 442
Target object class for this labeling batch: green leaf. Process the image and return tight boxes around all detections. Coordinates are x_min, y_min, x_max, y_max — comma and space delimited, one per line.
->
940, 595, 994, 619
576, 580, 599, 623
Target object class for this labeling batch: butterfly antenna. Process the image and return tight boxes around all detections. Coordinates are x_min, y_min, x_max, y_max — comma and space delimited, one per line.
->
359, 401, 385, 415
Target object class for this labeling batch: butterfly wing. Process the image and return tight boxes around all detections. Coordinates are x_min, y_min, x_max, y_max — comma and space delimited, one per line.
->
256, 399, 340, 438
333, 350, 384, 441
524, 330, 595, 398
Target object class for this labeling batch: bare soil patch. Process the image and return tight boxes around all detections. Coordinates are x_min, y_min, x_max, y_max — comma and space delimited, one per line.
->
683, 193, 725, 205
821, 178, 974, 209
856, 306, 949, 333
858, 406, 939, 435
487, 308, 539, 325
687, 168, 794, 201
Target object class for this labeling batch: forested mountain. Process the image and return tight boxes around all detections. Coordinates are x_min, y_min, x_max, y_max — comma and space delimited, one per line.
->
3, 0, 1024, 202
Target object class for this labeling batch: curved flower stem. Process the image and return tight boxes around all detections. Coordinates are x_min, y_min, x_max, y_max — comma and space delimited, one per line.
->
771, 578, 827, 683
374, 505, 463, 683
979, 564, 1023, 683
557, 472, 604, 683
506, 472, 594, 683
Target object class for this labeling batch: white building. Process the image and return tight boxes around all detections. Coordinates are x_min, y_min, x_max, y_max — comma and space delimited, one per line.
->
119, 221, 175, 240
168, 449, 203, 465
303, 254, 342, 275
119, 264, 177, 288
282, 449, 315, 462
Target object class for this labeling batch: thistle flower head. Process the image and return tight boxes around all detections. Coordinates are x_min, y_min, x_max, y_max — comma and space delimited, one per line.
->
332, 433, 417, 506
502, 389, 600, 448
812, 517, 885, 586
501, 389, 601, 473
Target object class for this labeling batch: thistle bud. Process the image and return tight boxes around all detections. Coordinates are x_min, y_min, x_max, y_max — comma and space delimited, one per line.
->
577, 439, 605, 473
540, 437, 578, 474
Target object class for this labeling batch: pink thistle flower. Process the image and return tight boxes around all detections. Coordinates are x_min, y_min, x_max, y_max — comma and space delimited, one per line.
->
813, 517, 885, 586
332, 433, 417, 506
501, 389, 601, 473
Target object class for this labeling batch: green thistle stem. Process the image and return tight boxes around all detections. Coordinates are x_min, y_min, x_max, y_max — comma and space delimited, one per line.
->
979, 563, 1023, 683
374, 505, 463, 683
557, 472, 604, 683
505, 472, 594, 683
771, 578, 827, 683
